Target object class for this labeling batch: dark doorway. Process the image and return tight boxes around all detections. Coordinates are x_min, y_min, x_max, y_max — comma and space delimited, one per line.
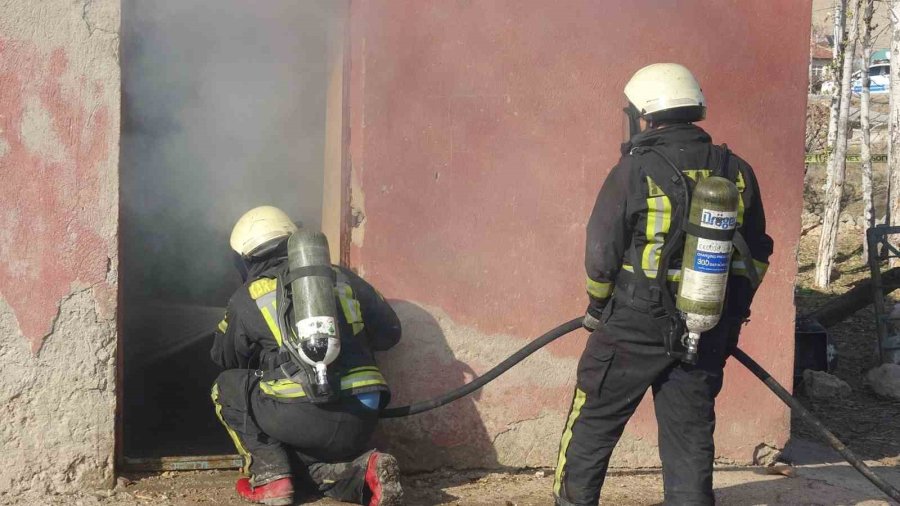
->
119, 0, 345, 461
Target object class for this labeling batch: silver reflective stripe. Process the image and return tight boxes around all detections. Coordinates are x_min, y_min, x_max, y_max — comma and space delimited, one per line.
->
255, 291, 283, 345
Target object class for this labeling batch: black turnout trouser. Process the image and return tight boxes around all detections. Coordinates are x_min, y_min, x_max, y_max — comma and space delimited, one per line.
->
212, 369, 379, 504
554, 294, 739, 506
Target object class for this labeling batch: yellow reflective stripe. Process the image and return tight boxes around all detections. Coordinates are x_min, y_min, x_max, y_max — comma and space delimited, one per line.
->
586, 278, 612, 299
753, 259, 769, 280
646, 176, 665, 197
211, 384, 252, 474
641, 195, 672, 273
336, 282, 364, 335
347, 366, 380, 374
248, 278, 277, 300
730, 259, 768, 282
622, 263, 682, 282
341, 371, 387, 386
255, 291, 283, 346
259, 368, 389, 399
217, 318, 228, 333
648, 170, 745, 196
347, 379, 386, 389
260, 379, 306, 398
554, 388, 587, 495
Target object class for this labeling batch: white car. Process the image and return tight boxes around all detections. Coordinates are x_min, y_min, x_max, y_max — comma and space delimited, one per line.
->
851, 63, 890, 94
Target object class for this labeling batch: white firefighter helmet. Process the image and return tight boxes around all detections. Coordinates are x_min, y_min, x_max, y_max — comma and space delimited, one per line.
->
230, 205, 298, 257
624, 63, 706, 122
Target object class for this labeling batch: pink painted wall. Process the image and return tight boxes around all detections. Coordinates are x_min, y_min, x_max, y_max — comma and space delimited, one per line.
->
0, 44, 115, 351
0, 0, 120, 493
348, 0, 810, 468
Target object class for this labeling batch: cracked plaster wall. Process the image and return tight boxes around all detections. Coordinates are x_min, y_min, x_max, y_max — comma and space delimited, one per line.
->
0, 0, 120, 497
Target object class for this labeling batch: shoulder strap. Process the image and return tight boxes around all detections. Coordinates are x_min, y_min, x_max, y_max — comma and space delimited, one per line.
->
627, 147, 691, 318
711, 144, 762, 287
712, 143, 732, 179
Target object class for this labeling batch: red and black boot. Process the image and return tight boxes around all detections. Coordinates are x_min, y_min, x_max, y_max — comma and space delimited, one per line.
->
364, 452, 403, 506
235, 476, 294, 506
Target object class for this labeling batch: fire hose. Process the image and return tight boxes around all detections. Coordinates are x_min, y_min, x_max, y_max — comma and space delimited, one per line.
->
380, 317, 900, 503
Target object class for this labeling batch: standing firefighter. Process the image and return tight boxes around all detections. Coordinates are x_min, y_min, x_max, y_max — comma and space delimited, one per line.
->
554, 64, 774, 505
211, 205, 404, 506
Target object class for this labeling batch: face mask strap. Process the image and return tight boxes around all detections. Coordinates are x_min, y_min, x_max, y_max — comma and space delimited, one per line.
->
623, 103, 643, 140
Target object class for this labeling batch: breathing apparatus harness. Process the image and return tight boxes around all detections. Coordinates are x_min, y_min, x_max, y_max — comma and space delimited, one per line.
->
623, 141, 761, 363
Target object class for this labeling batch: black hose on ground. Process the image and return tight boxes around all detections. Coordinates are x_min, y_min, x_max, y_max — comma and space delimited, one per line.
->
379, 317, 583, 418
378, 317, 900, 502
731, 347, 900, 503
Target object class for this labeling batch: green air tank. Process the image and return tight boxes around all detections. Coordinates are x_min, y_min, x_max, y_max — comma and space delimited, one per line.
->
676, 175, 740, 363
287, 230, 341, 396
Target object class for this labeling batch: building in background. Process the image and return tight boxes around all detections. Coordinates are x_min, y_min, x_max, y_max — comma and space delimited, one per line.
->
0, 0, 812, 495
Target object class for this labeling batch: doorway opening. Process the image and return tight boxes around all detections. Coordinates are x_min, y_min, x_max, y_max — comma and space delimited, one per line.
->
119, 0, 347, 466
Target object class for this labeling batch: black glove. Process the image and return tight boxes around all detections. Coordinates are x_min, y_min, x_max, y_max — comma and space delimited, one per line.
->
583, 300, 608, 332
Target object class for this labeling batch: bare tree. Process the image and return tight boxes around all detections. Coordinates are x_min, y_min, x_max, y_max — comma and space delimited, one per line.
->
816, 0, 862, 288
861, 0, 876, 259
826, 0, 849, 193
827, 0, 848, 151
890, 0, 900, 266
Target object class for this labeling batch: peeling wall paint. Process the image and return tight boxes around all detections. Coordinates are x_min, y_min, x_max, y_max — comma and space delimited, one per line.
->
349, 0, 811, 469
0, 0, 119, 496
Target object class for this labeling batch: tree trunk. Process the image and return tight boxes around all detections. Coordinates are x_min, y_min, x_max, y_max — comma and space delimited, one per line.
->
861, 0, 875, 259
815, 0, 861, 289
807, 266, 900, 328
889, 1, 900, 265
827, 0, 847, 156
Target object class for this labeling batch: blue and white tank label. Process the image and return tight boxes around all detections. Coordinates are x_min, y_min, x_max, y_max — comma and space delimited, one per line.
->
700, 209, 738, 230
680, 209, 737, 303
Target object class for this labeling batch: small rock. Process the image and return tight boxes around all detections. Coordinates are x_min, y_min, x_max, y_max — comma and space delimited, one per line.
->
765, 464, 797, 478
161, 470, 176, 478
115, 477, 132, 490
753, 443, 783, 466
803, 369, 852, 399
866, 363, 900, 400
534, 470, 546, 478
879, 455, 900, 466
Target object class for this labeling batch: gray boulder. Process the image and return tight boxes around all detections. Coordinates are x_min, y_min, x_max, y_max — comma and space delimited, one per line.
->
803, 369, 852, 399
866, 363, 900, 400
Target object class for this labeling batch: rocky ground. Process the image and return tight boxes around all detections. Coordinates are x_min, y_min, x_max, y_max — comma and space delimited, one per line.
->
796, 172, 900, 464
7, 459, 900, 506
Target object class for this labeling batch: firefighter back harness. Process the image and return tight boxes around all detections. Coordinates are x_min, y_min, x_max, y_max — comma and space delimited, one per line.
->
375, 146, 900, 501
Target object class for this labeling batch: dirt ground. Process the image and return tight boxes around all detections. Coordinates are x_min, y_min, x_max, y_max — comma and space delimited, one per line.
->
11, 458, 900, 506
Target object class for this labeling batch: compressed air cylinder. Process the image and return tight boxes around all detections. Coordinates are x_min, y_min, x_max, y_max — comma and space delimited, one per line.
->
287, 230, 340, 393
676, 176, 740, 335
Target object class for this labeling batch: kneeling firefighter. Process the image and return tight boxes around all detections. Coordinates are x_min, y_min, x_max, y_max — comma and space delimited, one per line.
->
210, 205, 404, 506
553, 64, 774, 505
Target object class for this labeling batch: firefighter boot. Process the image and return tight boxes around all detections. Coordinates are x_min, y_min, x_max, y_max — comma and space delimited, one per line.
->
365, 452, 403, 506
235, 477, 294, 506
